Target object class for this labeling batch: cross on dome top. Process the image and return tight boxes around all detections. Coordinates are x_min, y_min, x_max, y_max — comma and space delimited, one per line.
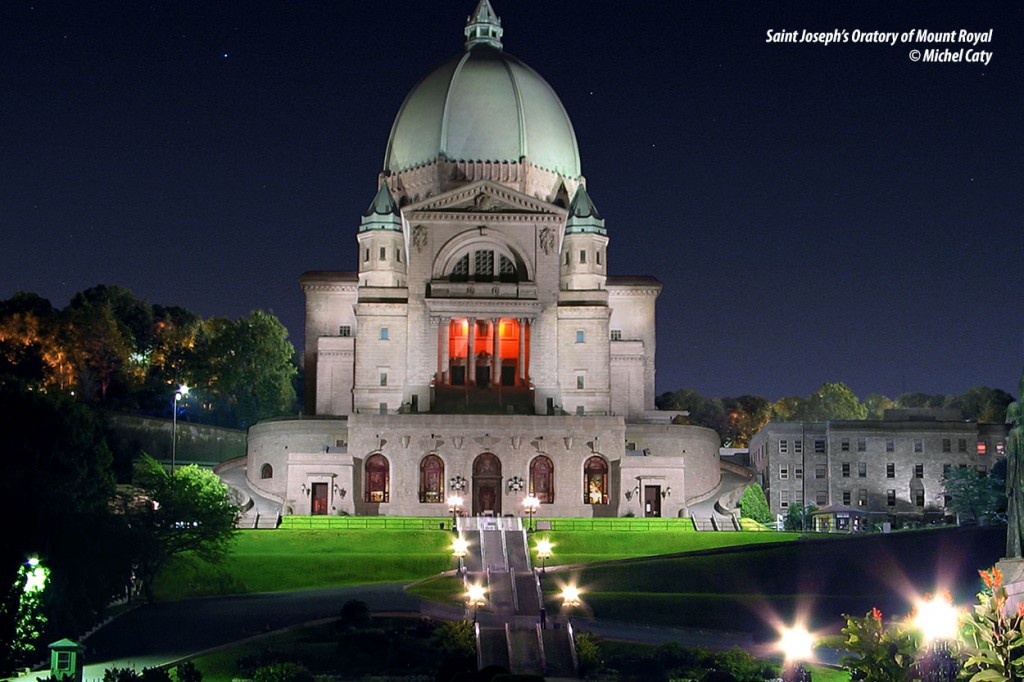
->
464, 0, 503, 50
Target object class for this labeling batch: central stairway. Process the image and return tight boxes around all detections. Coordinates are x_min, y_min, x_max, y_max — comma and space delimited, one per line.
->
456, 516, 577, 678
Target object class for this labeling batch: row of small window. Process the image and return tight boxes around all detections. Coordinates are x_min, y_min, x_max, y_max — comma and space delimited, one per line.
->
780, 462, 988, 480
565, 249, 604, 266
780, 438, 1002, 455
778, 489, 935, 508
364, 247, 403, 263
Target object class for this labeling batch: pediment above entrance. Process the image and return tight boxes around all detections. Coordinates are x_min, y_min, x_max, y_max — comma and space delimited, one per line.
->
403, 180, 566, 221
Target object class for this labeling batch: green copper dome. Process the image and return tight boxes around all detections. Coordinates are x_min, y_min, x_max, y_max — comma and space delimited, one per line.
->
383, 2, 581, 179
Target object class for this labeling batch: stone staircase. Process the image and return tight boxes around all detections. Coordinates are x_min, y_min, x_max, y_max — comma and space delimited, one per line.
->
457, 516, 577, 678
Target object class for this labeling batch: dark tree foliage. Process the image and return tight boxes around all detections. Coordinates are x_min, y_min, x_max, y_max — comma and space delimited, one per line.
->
0, 386, 129, 675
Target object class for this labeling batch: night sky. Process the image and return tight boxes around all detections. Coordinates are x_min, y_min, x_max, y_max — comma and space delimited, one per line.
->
2, 1, 1021, 401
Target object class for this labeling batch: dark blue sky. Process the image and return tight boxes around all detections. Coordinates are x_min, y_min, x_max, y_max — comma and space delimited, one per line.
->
1, 1, 1020, 400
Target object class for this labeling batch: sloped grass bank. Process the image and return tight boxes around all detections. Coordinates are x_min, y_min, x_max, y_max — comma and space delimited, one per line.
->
154, 529, 453, 600
550, 526, 1005, 639
540, 529, 796, 565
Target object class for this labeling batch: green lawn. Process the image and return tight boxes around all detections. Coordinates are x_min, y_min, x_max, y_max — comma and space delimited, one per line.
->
153, 522, 799, 600
153, 528, 454, 600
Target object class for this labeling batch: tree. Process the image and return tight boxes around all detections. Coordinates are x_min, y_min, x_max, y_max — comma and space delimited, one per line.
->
0, 386, 126, 675
784, 503, 817, 531
721, 395, 771, 447
737, 483, 772, 524
863, 393, 896, 420
942, 467, 1005, 525
946, 386, 1015, 423
191, 311, 297, 428
126, 456, 238, 600
804, 382, 867, 421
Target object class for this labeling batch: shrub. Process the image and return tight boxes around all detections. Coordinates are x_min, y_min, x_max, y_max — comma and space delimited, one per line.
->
103, 668, 140, 682
337, 599, 372, 629
738, 484, 772, 524
172, 661, 202, 682
574, 633, 603, 676
252, 662, 313, 682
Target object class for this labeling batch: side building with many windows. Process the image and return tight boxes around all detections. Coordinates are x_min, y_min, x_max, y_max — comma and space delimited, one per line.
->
749, 409, 1009, 525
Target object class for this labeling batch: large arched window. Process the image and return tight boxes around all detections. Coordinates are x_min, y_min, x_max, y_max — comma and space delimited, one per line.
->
447, 250, 519, 283
583, 456, 608, 505
260, 463, 273, 479
530, 455, 554, 504
365, 454, 390, 503
419, 454, 444, 503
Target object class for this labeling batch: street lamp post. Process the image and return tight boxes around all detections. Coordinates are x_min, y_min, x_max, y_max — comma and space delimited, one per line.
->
447, 494, 463, 533
777, 624, 814, 682
535, 538, 552, 574
451, 536, 469, 574
171, 384, 189, 473
523, 494, 540, 532
914, 593, 961, 682
560, 585, 582, 609
466, 583, 486, 623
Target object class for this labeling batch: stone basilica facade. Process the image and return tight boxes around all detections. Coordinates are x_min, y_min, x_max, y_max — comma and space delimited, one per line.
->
245, 1, 723, 519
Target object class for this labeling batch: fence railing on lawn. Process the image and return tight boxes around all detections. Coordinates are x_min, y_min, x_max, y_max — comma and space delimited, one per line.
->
534, 517, 697, 532
279, 516, 450, 530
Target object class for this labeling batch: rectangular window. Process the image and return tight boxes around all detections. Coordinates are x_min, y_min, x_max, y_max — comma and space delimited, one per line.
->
364, 248, 370, 262
977, 464, 988, 476
814, 440, 826, 453
780, 490, 790, 507
576, 374, 585, 390
915, 490, 925, 507
795, 489, 804, 504
379, 246, 386, 260
943, 464, 952, 477
841, 438, 850, 452
794, 466, 803, 479
396, 249, 402, 263
914, 439, 923, 453
565, 252, 570, 266
596, 250, 602, 265
887, 490, 896, 506
977, 441, 987, 455
857, 438, 866, 452
610, 329, 622, 341
779, 440, 789, 454
815, 464, 826, 479
858, 489, 867, 506
858, 461, 867, 478
379, 372, 388, 387
958, 438, 967, 452
887, 462, 895, 478
915, 463, 924, 478
380, 327, 389, 340
997, 442, 1006, 455
576, 330, 585, 343
339, 325, 351, 337
780, 466, 789, 480
886, 439, 894, 453
842, 490, 851, 505
579, 249, 587, 263
942, 438, 951, 453
794, 440, 803, 455
841, 462, 850, 478
816, 491, 828, 505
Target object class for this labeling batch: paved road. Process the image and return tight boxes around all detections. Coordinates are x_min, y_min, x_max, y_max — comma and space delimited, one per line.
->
27, 583, 421, 680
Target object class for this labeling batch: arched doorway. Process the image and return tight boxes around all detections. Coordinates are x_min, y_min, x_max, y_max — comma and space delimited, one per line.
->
472, 453, 502, 516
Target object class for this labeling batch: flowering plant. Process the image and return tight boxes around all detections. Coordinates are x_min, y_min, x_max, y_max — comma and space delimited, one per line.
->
961, 567, 1024, 681
839, 607, 920, 681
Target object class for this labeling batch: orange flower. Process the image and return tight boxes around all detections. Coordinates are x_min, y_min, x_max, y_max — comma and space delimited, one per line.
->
1016, 602, 1024, 618
871, 607, 883, 622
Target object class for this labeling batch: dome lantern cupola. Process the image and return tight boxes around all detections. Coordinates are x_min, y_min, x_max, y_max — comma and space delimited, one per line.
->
464, 0, 503, 50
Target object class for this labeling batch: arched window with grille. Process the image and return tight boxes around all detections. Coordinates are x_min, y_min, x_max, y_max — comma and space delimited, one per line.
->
530, 455, 554, 504
583, 456, 608, 505
365, 454, 390, 503
419, 454, 444, 503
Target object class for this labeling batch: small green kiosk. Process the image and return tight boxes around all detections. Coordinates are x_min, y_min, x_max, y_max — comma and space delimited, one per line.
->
49, 638, 84, 682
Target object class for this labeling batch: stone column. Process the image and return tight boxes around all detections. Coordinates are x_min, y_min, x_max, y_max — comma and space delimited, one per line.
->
435, 318, 444, 384
491, 318, 500, 385
518, 318, 526, 385
467, 317, 476, 385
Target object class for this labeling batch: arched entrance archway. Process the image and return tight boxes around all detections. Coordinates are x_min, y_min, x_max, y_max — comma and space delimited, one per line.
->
472, 453, 502, 516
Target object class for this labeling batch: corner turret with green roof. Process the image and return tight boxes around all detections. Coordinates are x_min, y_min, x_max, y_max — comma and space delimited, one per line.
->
359, 182, 402, 232
565, 184, 606, 235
